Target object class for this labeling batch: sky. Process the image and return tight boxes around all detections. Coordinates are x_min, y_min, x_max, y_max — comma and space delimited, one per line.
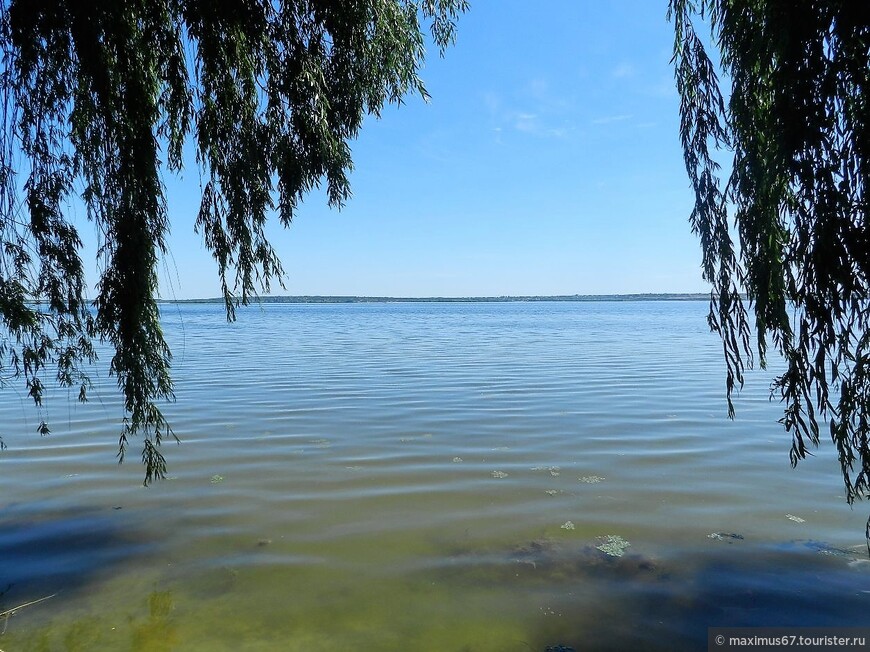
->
156, 1, 708, 300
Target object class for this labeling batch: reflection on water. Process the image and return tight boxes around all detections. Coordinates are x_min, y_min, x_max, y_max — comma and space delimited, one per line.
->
1, 302, 869, 650
0, 508, 157, 600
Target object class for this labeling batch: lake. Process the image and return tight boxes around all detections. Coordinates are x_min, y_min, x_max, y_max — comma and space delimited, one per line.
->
1, 301, 868, 651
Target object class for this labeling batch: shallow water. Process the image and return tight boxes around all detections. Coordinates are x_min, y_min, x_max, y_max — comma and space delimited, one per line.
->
1, 301, 868, 651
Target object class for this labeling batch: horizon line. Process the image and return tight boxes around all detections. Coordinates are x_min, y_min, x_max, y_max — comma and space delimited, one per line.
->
160, 292, 715, 304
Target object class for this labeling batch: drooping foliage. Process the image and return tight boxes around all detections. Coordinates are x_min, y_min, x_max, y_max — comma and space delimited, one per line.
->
0, 0, 466, 482
671, 1, 870, 504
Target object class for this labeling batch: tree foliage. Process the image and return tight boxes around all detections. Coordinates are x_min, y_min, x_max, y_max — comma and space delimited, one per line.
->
671, 1, 870, 504
0, 0, 466, 482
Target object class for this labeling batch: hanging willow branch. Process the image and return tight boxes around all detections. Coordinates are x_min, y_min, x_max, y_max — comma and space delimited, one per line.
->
671, 0, 870, 504
0, 0, 467, 483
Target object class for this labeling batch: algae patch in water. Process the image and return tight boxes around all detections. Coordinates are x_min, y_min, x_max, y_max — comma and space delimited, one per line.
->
491, 471, 509, 479
0, 590, 177, 652
401, 433, 433, 443
707, 532, 744, 542
560, 521, 575, 531
209, 475, 224, 484
530, 466, 560, 475
595, 535, 630, 557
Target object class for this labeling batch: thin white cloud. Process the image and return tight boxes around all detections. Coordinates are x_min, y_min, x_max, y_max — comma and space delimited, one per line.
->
513, 112, 571, 138
591, 114, 633, 125
652, 80, 677, 99
482, 83, 575, 141
524, 77, 572, 112
612, 62, 635, 79
526, 78, 550, 97
482, 92, 501, 113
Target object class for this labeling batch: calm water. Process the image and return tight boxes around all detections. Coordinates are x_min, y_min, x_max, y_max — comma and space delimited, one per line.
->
1, 301, 868, 651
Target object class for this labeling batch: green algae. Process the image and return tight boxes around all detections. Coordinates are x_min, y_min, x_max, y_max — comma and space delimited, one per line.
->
595, 535, 630, 557
707, 532, 744, 542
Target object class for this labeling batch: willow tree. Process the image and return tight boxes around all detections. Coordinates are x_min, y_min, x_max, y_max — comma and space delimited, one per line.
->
0, 0, 466, 482
671, 1, 870, 506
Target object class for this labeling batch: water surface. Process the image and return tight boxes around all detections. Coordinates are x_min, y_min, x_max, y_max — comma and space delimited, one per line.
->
1, 301, 868, 651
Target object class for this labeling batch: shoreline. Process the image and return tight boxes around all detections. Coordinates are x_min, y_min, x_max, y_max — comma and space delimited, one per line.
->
161, 292, 714, 304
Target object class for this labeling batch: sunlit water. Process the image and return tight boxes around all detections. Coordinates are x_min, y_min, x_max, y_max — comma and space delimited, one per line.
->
1, 301, 868, 651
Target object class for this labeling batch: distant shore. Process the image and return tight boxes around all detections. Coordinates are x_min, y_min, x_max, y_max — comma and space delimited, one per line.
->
162, 293, 712, 304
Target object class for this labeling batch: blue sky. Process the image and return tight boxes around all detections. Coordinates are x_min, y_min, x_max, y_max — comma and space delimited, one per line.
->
158, 1, 707, 299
